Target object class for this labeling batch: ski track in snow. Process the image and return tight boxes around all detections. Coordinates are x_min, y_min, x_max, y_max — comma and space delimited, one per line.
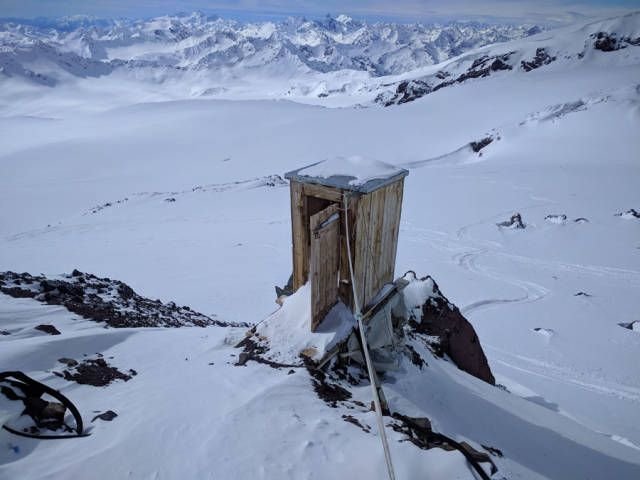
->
453, 248, 550, 315
3, 174, 288, 242
82, 174, 288, 216
488, 345, 640, 402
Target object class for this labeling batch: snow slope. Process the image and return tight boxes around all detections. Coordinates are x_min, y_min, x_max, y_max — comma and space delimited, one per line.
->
1, 11, 640, 480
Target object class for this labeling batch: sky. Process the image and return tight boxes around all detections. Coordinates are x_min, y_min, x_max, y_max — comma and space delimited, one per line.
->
0, 0, 638, 24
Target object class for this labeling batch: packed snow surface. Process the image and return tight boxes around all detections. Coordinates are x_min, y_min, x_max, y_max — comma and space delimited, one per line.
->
255, 283, 355, 363
1, 10, 640, 480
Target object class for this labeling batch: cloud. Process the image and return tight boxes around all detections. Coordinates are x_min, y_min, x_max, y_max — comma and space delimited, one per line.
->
0, 0, 637, 24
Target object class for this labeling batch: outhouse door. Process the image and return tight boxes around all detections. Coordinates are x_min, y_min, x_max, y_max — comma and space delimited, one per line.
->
309, 203, 341, 331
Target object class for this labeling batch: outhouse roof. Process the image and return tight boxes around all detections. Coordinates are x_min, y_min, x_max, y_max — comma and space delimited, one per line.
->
284, 156, 409, 194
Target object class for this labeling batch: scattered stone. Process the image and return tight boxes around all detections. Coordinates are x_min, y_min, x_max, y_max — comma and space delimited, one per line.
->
521, 48, 556, 71
545, 214, 567, 224
470, 136, 493, 153
533, 327, 555, 337
234, 336, 301, 369
405, 344, 426, 369
58, 357, 79, 367
34, 324, 61, 335
574, 217, 589, 223
0, 270, 247, 329
481, 444, 504, 457
342, 414, 371, 433
592, 32, 640, 51
164, 197, 176, 202
1, 330, 10, 335
302, 356, 351, 408
574, 291, 592, 297
91, 410, 118, 422
497, 213, 526, 229
619, 321, 640, 333
55, 357, 134, 387
88, 197, 128, 214
615, 208, 640, 219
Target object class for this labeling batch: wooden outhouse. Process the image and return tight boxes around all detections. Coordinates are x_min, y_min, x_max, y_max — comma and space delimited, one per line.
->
284, 158, 408, 331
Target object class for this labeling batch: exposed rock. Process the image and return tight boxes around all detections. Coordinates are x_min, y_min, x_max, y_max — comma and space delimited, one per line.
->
54, 357, 135, 387
545, 214, 567, 224
58, 357, 79, 367
405, 274, 495, 385
390, 412, 497, 474
619, 321, 640, 332
574, 217, 589, 223
396, 79, 432, 105
615, 208, 640, 219
594, 32, 621, 51
235, 336, 301, 369
303, 356, 352, 407
34, 324, 61, 335
497, 213, 525, 229
91, 410, 118, 422
521, 48, 556, 71
533, 327, 555, 337
0, 270, 247, 329
470, 136, 493, 153
379, 52, 514, 106
342, 414, 371, 433
592, 32, 640, 52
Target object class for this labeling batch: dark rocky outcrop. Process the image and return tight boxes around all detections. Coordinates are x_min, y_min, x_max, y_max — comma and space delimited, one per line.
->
91, 410, 118, 422
54, 357, 136, 386
592, 32, 640, 52
470, 136, 494, 153
545, 214, 567, 224
0, 270, 247, 329
521, 48, 556, 71
34, 324, 61, 335
497, 213, 526, 229
406, 275, 496, 385
618, 321, 639, 332
379, 52, 514, 106
615, 208, 640, 219
393, 79, 433, 105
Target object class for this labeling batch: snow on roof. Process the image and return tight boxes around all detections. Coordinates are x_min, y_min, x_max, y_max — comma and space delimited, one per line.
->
284, 155, 408, 194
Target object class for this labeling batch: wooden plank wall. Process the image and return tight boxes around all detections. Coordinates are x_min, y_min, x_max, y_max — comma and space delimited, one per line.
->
354, 178, 404, 310
290, 178, 405, 316
290, 181, 308, 290
309, 204, 341, 331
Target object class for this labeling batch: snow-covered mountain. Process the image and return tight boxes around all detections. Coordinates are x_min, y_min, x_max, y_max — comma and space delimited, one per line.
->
1, 10, 639, 480
375, 11, 640, 106
0, 13, 542, 86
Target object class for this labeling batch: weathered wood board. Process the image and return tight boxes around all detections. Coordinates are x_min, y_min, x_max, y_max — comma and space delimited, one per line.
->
309, 203, 341, 331
288, 176, 405, 330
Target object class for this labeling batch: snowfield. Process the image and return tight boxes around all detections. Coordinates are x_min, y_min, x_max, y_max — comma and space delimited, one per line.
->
1, 11, 640, 480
